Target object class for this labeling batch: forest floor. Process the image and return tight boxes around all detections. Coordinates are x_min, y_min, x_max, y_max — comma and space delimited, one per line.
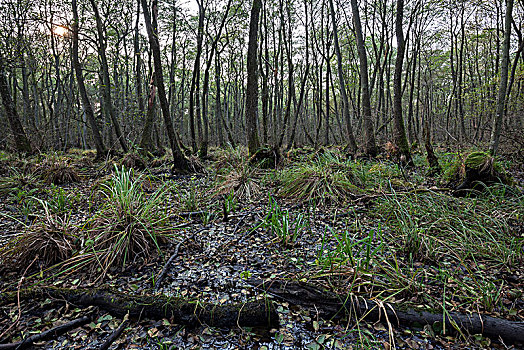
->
0, 146, 522, 349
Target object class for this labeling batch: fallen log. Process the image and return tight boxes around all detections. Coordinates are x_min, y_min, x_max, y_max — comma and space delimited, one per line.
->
0, 287, 278, 329
0, 314, 93, 350
247, 278, 524, 344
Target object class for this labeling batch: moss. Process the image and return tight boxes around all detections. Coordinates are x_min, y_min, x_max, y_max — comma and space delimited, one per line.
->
439, 151, 514, 192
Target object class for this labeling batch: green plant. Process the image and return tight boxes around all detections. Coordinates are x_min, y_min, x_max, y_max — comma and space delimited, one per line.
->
180, 181, 199, 211
45, 184, 70, 214
0, 167, 40, 196
279, 150, 362, 204
260, 196, 306, 247
86, 165, 170, 273
374, 189, 524, 266
224, 192, 237, 215
316, 224, 384, 273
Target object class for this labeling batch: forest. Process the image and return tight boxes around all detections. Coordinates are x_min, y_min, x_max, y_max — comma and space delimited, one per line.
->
0, 0, 523, 348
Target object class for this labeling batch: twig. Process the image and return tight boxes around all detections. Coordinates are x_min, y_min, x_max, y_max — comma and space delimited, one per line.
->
98, 313, 129, 350
154, 238, 187, 290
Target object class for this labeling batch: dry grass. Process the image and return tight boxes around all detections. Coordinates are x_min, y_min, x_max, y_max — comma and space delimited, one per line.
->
40, 160, 81, 185
0, 208, 76, 269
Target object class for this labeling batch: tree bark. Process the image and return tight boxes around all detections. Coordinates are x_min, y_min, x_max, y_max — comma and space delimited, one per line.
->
245, 0, 262, 155
189, 2, 205, 154
489, 0, 513, 156
71, 0, 106, 158
393, 0, 413, 165
348, 0, 375, 156
0, 55, 32, 154
248, 278, 524, 344
140, 0, 191, 173
1, 287, 279, 329
200, 0, 233, 157
89, 0, 128, 153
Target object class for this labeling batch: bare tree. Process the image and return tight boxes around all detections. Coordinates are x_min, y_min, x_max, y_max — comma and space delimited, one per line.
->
72, 0, 106, 158
245, 0, 262, 155
489, 0, 513, 155
140, 0, 191, 172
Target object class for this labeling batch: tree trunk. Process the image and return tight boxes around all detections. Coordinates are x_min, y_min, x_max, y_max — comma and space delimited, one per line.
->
89, 0, 128, 153
189, 3, 205, 153
329, 0, 358, 154
134, 1, 144, 116
139, 73, 156, 153
200, 0, 233, 157
489, 0, 513, 156
393, 0, 413, 165
348, 0, 376, 156
71, 0, 106, 158
140, 0, 191, 173
248, 278, 524, 344
245, 0, 262, 155
0, 55, 32, 154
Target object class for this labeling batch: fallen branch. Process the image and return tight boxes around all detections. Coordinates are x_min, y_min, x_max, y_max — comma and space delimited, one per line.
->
154, 239, 186, 290
0, 314, 93, 350
98, 313, 129, 350
1, 287, 278, 329
247, 278, 524, 344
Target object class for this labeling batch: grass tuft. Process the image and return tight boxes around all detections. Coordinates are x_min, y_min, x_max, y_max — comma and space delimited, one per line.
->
85, 165, 169, 272
0, 203, 77, 269
40, 160, 81, 185
279, 150, 362, 204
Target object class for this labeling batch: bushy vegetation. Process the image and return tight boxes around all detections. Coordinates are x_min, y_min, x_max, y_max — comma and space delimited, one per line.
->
85, 166, 170, 272
0, 203, 77, 269
212, 146, 261, 201
278, 150, 362, 204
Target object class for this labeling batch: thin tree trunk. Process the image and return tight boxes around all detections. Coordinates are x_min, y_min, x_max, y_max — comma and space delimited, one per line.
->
331, 0, 359, 154
393, 0, 413, 165
189, 2, 205, 153
489, 0, 513, 155
360, 3, 378, 155
0, 55, 32, 154
71, 0, 106, 158
245, 0, 262, 155
89, 0, 128, 153
140, 0, 191, 172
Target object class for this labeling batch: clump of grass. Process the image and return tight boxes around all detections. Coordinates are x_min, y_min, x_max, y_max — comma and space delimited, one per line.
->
213, 145, 248, 172
279, 150, 362, 204
213, 163, 260, 201
0, 167, 40, 196
40, 160, 81, 185
212, 145, 260, 201
85, 165, 169, 272
0, 204, 77, 269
